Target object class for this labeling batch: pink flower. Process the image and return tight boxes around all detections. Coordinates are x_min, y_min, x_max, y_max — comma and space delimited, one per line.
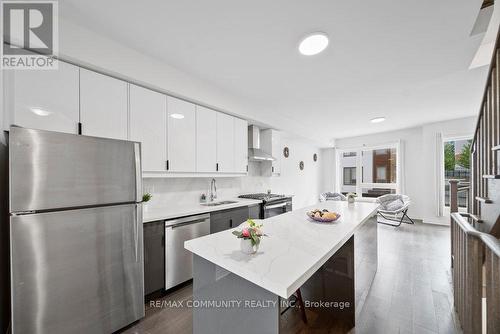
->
241, 228, 250, 237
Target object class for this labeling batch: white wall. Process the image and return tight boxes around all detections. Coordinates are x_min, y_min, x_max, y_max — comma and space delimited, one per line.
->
144, 135, 323, 210
319, 147, 335, 194
330, 117, 476, 223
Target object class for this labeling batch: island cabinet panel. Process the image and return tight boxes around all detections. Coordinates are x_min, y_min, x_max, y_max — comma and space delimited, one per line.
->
196, 106, 217, 172
216, 112, 234, 172
80, 69, 128, 140
167, 96, 196, 172
129, 84, 167, 172
4, 60, 80, 134
210, 207, 249, 234
143, 221, 165, 296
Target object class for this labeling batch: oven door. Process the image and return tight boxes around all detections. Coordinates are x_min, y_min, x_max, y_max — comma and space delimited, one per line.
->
263, 199, 292, 218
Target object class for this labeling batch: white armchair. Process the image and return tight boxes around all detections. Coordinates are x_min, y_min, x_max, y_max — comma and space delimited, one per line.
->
376, 194, 415, 227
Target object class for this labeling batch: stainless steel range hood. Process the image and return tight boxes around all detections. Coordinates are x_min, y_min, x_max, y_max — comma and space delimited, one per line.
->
248, 125, 276, 161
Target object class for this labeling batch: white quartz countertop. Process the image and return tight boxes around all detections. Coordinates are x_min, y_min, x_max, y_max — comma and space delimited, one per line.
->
143, 198, 262, 223
185, 201, 379, 299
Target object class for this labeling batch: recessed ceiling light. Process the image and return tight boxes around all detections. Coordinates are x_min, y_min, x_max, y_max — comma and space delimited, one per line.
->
31, 108, 52, 116
370, 117, 386, 123
298, 32, 329, 56
170, 113, 185, 119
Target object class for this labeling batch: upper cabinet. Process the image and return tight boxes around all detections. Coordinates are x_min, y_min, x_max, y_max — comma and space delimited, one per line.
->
216, 112, 234, 172
261, 129, 281, 176
129, 84, 167, 172
233, 117, 248, 173
80, 69, 128, 140
196, 106, 217, 173
4, 61, 79, 134
3, 57, 249, 177
271, 130, 281, 175
167, 97, 196, 172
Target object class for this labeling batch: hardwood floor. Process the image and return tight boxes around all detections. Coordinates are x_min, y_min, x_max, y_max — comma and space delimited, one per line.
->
352, 222, 462, 334
122, 222, 462, 334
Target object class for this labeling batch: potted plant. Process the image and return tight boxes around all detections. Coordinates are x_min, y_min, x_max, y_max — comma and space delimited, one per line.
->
347, 192, 357, 204
232, 219, 266, 254
142, 193, 152, 211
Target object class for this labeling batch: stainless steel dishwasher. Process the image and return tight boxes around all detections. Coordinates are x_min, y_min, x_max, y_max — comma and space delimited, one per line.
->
165, 213, 210, 290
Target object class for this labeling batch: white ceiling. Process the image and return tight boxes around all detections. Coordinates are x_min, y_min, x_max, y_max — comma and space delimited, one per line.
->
60, 0, 489, 145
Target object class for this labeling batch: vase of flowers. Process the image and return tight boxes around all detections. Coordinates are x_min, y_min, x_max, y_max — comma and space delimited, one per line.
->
347, 192, 357, 204
232, 219, 266, 254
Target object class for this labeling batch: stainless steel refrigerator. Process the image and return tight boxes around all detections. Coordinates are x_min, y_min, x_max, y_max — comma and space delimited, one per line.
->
9, 127, 144, 334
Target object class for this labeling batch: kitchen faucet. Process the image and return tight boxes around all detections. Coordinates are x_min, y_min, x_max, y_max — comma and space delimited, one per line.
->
209, 178, 217, 202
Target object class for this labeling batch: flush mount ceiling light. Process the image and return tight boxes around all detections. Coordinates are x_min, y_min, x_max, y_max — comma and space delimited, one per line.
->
170, 113, 185, 119
298, 32, 329, 56
31, 107, 52, 117
370, 117, 386, 123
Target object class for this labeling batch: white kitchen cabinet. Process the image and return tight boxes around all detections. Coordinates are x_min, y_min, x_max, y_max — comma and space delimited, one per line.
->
167, 96, 196, 172
261, 129, 281, 175
233, 117, 248, 173
4, 61, 79, 133
80, 69, 128, 140
216, 112, 234, 172
129, 84, 167, 172
196, 106, 217, 172
271, 131, 281, 174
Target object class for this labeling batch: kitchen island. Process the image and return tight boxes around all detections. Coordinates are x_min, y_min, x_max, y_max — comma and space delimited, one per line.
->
184, 201, 379, 334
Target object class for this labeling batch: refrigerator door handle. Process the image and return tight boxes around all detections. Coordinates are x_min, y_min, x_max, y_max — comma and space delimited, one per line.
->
134, 142, 142, 202
135, 204, 142, 262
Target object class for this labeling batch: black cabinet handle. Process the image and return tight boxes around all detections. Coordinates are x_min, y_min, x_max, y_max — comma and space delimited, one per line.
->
216, 163, 219, 171
78, 122, 82, 135
166, 160, 169, 170
230, 218, 233, 228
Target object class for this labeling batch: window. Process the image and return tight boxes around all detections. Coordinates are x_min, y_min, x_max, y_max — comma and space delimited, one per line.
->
343, 167, 356, 185
339, 151, 357, 194
337, 144, 399, 198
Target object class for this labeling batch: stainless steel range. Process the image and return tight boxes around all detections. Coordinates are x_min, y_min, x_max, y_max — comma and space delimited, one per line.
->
238, 193, 292, 219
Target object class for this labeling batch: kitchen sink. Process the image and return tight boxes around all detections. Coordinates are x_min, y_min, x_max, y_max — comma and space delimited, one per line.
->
201, 200, 238, 206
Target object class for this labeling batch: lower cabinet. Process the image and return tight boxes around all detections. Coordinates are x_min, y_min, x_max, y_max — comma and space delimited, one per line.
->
143, 221, 165, 296
210, 207, 249, 233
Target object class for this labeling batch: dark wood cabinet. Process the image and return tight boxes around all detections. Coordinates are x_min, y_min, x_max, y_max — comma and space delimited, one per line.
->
210, 206, 249, 233
143, 220, 165, 296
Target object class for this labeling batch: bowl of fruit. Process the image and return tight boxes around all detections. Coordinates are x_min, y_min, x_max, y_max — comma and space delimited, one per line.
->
306, 209, 341, 223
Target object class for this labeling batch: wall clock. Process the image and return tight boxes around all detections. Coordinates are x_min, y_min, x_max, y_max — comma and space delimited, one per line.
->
313, 153, 318, 162
299, 161, 304, 170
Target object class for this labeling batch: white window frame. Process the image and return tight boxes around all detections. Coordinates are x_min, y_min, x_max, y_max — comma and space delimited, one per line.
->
335, 142, 400, 197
